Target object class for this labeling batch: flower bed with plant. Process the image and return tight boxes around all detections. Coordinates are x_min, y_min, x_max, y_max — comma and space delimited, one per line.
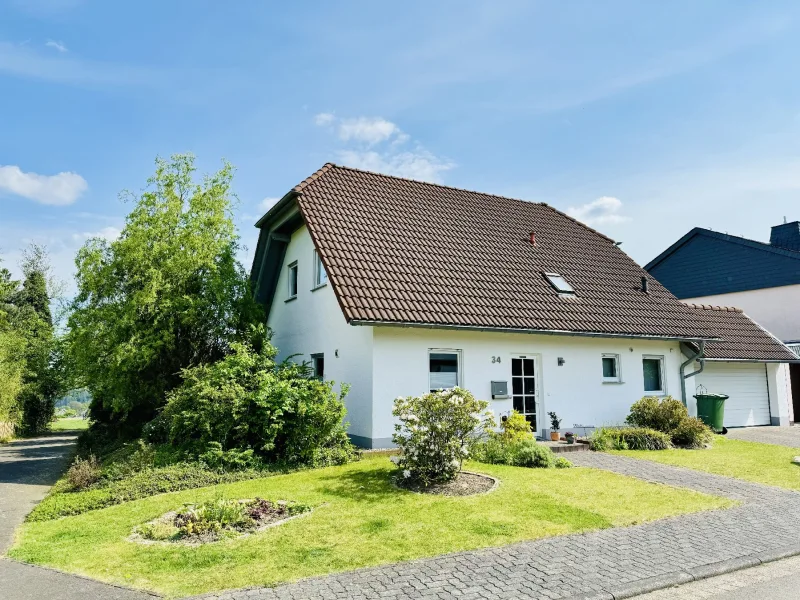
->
590, 396, 713, 451
472, 411, 572, 468
133, 497, 311, 544
391, 387, 494, 489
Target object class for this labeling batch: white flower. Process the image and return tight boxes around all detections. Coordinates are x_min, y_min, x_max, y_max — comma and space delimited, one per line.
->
403, 469, 411, 479
389, 455, 400, 464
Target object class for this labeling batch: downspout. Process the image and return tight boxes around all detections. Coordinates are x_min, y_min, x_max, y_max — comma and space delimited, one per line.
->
680, 340, 706, 407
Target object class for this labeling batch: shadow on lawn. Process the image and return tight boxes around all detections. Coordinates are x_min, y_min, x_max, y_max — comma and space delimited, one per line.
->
316, 464, 402, 502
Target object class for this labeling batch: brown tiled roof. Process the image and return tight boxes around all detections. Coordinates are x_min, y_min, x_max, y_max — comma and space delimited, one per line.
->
684, 304, 798, 362
283, 163, 719, 339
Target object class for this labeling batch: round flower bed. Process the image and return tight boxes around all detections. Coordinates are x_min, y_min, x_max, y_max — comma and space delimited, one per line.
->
396, 470, 498, 496
130, 498, 311, 545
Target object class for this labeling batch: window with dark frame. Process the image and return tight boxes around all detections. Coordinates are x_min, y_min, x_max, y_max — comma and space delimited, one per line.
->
429, 350, 460, 391
511, 356, 536, 430
642, 356, 664, 393
287, 261, 298, 298
311, 353, 324, 380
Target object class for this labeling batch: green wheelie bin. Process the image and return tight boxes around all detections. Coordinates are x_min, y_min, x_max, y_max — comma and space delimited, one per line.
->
694, 393, 729, 433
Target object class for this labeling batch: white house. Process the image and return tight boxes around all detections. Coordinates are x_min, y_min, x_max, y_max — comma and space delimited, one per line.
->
251, 164, 797, 447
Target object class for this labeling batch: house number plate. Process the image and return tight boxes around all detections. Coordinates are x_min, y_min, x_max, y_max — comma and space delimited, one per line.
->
491, 356, 502, 363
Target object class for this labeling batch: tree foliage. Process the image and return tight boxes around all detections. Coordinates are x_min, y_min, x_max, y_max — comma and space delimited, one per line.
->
66, 154, 263, 434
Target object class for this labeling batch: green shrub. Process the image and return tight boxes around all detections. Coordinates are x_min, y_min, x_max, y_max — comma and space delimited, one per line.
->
554, 457, 573, 469
199, 442, 262, 471
470, 437, 513, 465
626, 396, 687, 432
508, 438, 555, 468
590, 427, 672, 451
66, 455, 101, 490
162, 342, 357, 467
590, 427, 628, 451
671, 417, 713, 448
500, 411, 533, 443
392, 387, 493, 486
27, 463, 267, 522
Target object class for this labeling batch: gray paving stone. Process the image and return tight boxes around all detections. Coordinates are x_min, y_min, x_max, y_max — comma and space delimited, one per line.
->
194, 452, 800, 600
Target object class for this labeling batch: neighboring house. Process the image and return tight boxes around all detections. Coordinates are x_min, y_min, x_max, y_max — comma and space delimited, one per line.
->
250, 164, 795, 447
646, 223, 800, 421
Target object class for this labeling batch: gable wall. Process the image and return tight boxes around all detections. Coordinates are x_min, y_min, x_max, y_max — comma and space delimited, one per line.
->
267, 225, 374, 442
648, 235, 800, 298
371, 326, 684, 446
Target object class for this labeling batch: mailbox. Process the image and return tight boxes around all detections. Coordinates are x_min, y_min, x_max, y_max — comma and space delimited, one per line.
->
491, 381, 509, 399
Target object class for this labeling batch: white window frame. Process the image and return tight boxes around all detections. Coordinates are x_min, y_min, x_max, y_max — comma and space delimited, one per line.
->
544, 272, 575, 294
642, 354, 666, 395
602, 353, 622, 383
428, 349, 462, 392
313, 250, 328, 289
287, 261, 298, 299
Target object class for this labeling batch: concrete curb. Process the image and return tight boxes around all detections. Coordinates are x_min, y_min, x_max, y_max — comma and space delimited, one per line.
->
562, 544, 800, 599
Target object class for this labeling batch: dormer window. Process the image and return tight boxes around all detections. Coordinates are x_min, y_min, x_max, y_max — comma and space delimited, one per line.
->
544, 272, 575, 294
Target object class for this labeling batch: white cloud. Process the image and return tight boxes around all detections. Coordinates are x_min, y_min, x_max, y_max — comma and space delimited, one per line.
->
314, 113, 455, 183
337, 117, 401, 145
338, 148, 455, 184
45, 39, 68, 53
567, 196, 631, 227
314, 112, 335, 126
0, 165, 88, 205
259, 196, 280, 211
72, 226, 121, 242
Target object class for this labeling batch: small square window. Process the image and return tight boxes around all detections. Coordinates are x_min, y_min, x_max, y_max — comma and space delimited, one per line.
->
314, 251, 328, 288
602, 354, 621, 383
642, 356, 665, 394
287, 261, 298, 298
311, 353, 324, 380
429, 350, 461, 392
544, 272, 575, 294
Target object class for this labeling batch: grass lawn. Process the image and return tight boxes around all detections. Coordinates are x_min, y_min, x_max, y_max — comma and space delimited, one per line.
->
10, 453, 731, 598
50, 417, 89, 431
615, 435, 800, 491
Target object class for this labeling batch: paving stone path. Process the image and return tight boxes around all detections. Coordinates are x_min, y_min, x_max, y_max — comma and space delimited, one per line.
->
197, 453, 800, 600
725, 425, 800, 448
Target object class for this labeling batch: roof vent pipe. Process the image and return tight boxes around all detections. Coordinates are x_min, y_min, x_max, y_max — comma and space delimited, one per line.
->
529, 232, 537, 247
641, 276, 649, 294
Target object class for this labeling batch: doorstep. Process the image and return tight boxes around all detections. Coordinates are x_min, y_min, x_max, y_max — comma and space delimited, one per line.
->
538, 440, 589, 453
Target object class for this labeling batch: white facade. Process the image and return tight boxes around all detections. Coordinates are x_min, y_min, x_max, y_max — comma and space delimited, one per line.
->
267, 225, 792, 447
267, 226, 374, 443
684, 284, 800, 343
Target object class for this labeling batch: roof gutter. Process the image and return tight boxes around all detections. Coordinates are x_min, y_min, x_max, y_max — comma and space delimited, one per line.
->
349, 319, 720, 343
680, 340, 706, 407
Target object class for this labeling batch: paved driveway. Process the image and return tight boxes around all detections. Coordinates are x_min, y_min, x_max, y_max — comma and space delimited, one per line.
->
0, 433, 152, 600
726, 425, 800, 448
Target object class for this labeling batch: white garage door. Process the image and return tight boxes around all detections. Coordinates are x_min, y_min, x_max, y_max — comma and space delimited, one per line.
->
694, 362, 771, 427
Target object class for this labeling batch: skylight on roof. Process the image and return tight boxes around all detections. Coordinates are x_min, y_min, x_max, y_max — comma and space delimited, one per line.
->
544, 272, 575, 294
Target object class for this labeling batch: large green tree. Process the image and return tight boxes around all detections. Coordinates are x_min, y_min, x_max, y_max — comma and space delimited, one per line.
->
0, 263, 25, 425
66, 154, 262, 434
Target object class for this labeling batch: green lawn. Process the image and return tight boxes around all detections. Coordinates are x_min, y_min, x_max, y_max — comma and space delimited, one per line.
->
50, 417, 89, 431
10, 453, 731, 598
615, 435, 800, 491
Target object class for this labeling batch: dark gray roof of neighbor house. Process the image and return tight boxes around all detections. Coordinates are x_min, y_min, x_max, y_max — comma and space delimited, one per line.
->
252, 164, 720, 341
684, 304, 798, 362
645, 227, 800, 299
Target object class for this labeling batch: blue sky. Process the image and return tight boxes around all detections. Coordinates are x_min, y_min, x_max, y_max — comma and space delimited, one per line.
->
2, 0, 800, 288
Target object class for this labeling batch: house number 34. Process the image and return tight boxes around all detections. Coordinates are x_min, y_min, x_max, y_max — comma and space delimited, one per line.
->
491, 356, 502, 363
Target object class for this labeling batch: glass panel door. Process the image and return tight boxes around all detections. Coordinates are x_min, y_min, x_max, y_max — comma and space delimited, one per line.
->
511, 356, 536, 431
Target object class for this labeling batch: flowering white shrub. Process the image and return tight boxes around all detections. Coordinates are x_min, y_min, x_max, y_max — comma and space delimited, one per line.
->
391, 387, 494, 486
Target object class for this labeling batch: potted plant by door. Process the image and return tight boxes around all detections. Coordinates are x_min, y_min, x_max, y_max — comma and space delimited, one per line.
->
548, 412, 562, 441
565, 432, 576, 445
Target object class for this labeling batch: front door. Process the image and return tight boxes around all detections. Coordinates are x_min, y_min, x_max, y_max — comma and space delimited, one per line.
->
511, 356, 537, 432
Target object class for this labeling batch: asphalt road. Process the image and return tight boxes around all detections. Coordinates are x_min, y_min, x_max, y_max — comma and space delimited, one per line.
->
0, 433, 152, 600
633, 554, 800, 599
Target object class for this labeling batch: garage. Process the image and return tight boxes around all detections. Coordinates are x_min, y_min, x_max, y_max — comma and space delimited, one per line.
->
694, 362, 771, 427
684, 303, 798, 428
